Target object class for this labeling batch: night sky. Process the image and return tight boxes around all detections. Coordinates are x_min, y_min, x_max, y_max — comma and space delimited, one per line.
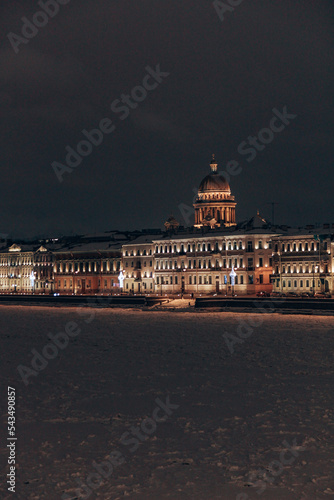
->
1, 0, 333, 238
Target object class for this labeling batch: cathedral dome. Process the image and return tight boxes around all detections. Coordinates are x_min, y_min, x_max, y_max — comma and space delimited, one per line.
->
199, 172, 230, 192
198, 154, 230, 193
193, 154, 237, 228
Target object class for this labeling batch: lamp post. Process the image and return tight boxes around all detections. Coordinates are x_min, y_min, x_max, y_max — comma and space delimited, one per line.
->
313, 265, 318, 295
118, 270, 125, 294
30, 271, 36, 295
229, 265, 236, 297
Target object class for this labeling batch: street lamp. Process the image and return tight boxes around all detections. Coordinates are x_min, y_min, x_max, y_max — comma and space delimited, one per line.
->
313, 265, 318, 295
229, 265, 236, 297
118, 270, 125, 292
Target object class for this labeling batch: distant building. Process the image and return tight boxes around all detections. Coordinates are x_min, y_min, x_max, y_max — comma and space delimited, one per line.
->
152, 220, 275, 296
0, 243, 54, 294
122, 234, 161, 294
194, 155, 237, 228
271, 228, 333, 295
53, 241, 122, 295
1, 155, 334, 297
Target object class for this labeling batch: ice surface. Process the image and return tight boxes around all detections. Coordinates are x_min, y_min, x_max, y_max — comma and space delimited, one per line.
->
0, 306, 334, 499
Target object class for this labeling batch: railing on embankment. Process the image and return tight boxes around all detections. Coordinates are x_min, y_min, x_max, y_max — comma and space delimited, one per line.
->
195, 297, 334, 311
0, 295, 171, 307
0, 295, 147, 306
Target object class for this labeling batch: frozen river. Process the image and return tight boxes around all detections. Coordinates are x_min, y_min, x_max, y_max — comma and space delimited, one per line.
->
0, 306, 334, 499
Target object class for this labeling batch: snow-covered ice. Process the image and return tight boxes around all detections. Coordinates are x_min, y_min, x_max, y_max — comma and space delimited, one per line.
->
0, 306, 334, 499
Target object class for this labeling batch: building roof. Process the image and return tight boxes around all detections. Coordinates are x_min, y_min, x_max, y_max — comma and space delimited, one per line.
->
122, 234, 163, 247
53, 240, 123, 253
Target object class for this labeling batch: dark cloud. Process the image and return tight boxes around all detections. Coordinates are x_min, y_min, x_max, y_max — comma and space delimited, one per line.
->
0, 0, 333, 237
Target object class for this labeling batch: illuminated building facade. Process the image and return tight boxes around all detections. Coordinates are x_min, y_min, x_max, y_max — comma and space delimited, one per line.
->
53, 244, 122, 295
271, 227, 333, 295
122, 236, 157, 294
0, 244, 54, 294
153, 226, 274, 296
1, 156, 334, 297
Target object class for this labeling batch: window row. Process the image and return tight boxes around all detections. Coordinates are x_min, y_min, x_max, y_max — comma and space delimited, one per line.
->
275, 264, 329, 274
124, 249, 152, 256
57, 278, 116, 289
156, 275, 246, 285
55, 261, 120, 273
125, 261, 153, 268
275, 241, 327, 252
281, 279, 321, 288
155, 258, 247, 270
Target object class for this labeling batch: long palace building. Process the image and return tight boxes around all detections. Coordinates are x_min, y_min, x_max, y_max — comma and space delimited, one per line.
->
0, 156, 333, 295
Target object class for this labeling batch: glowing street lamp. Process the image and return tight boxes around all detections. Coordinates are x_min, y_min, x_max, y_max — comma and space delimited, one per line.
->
229, 265, 236, 296
30, 271, 36, 295
118, 270, 125, 291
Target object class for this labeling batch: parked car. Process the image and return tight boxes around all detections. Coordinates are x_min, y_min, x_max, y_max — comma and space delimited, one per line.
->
286, 292, 298, 297
256, 291, 270, 297
271, 291, 282, 297
300, 292, 311, 298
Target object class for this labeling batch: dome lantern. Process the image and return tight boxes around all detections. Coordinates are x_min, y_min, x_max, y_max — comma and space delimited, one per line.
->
210, 153, 218, 173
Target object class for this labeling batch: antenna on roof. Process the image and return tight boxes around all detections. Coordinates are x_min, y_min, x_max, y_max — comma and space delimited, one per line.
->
266, 202, 279, 225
